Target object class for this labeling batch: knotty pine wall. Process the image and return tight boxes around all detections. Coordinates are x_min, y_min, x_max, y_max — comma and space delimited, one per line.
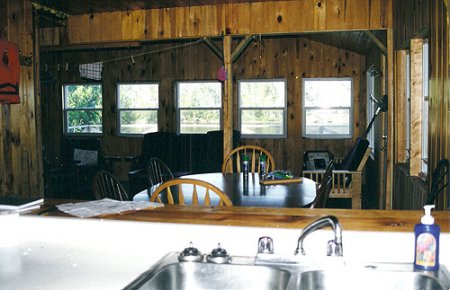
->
41, 36, 365, 178
0, 0, 43, 197
40, 0, 392, 46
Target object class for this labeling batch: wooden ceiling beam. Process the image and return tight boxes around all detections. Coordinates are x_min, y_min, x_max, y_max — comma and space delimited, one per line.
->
203, 37, 223, 60
231, 35, 254, 63
365, 31, 387, 55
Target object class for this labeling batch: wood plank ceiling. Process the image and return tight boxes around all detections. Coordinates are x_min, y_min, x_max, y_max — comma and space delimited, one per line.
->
34, 0, 386, 55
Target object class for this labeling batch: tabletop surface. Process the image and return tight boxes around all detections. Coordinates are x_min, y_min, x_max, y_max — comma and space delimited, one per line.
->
177, 172, 316, 208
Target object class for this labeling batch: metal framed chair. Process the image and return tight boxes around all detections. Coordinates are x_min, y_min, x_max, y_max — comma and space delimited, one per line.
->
222, 145, 275, 174
149, 178, 232, 206
310, 161, 334, 208
92, 170, 129, 201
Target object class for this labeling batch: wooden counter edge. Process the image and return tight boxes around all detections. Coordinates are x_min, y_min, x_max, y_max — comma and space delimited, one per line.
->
31, 200, 450, 233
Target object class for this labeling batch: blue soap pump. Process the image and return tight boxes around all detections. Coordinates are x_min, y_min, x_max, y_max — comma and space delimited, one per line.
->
414, 205, 440, 270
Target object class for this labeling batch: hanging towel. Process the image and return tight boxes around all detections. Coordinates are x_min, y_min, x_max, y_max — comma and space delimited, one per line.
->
79, 62, 103, 80
0, 39, 20, 104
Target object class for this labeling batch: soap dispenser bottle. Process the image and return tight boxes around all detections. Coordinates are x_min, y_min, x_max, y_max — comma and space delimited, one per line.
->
414, 205, 440, 270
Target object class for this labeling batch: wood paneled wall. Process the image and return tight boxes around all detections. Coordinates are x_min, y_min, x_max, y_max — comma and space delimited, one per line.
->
392, 0, 449, 209
0, 0, 43, 197
40, 0, 392, 46
41, 36, 365, 177
428, 0, 449, 208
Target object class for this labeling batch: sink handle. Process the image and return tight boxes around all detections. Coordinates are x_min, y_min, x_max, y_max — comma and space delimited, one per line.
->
258, 236, 274, 254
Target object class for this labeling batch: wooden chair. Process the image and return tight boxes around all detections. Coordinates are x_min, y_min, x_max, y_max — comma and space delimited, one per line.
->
146, 157, 175, 187
222, 145, 275, 174
303, 140, 371, 209
310, 161, 334, 208
149, 178, 232, 206
92, 170, 129, 201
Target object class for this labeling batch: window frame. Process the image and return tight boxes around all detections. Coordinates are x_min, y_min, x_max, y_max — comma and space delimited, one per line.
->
62, 83, 103, 136
116, 82, 160, 136
237, 78, 288, 139
302, 77, 354, 139
175, 80, 223, 135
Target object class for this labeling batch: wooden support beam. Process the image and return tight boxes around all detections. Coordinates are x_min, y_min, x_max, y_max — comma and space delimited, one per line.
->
203, 37, 223, 60
365, 31, 387, 55
223, 36, 233, 163
40, 41, 142, 52
231, 35, 254, 63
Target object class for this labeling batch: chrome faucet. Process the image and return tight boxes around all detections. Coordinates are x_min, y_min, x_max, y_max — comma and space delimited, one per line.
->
294, 215, 343, 257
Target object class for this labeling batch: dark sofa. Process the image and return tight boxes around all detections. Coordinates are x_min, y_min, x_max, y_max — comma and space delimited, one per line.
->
128, 130, 241, 194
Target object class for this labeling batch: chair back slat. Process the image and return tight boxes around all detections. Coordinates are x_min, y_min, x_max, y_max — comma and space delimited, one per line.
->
222, 145, 275, 174
204, 190, 211, 206
93, 170, 129, 201
150, 178, 232, 206
147, 157, 174, 186
192, 185, 199, 205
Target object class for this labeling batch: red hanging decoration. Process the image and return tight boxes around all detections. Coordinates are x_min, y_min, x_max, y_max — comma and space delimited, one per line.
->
0, 39, 20, 104
217, 66, 227, 82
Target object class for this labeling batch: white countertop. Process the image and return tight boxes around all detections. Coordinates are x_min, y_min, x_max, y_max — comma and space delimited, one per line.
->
1, 214, 449, 290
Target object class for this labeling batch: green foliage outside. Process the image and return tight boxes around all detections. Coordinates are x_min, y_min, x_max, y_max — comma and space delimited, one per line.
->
119, 84, 158, 134
178, 82, 221, 133
65, 84, 102, 133
239, 80, 286, 135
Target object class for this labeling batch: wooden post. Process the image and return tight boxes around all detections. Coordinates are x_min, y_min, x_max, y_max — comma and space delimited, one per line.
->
409, 38, 424, 178
223, 36, 233, 164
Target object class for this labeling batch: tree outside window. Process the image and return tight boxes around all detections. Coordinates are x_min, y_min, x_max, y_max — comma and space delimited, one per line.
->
63, 84, 102, 134
176, 81, 222, 134
118, 83, 159, 135
302, 78, 353, 139
238, 79, 287, 138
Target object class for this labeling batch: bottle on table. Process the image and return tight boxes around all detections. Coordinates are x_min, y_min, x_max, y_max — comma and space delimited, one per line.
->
259, 154, 267, 180
242, 154, 249, 180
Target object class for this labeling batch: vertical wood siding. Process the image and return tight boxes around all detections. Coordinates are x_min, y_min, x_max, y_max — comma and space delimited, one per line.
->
0, 0, 43, 197
59, 0, 392, 45
41, 36, 365, 178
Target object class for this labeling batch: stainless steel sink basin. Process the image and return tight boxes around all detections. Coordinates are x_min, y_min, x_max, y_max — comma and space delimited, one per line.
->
123, 252, 290, 290
298, 268, 448, 290
124, 252, 450, 290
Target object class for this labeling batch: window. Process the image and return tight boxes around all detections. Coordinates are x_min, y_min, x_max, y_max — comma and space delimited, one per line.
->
302, 78, 353, 139
117, 83, 159, 135
176, 81, 222, 134
63, 83, 102, 134
238, 79, 287, 138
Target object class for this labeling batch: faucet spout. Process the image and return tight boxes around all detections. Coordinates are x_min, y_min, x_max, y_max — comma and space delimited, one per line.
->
294, 215, 343, 257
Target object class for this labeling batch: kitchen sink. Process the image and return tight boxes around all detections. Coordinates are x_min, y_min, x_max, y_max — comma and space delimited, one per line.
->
124, 216, 449, 290
123, 252, 290, 290
124, 252, 450, 290
297, 267, 449, 290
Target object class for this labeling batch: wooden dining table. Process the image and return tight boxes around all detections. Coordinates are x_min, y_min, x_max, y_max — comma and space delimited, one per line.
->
134, 172, 317, 208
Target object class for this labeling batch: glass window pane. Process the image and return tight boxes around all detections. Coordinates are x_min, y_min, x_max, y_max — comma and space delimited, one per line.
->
178, 82, 222, 108
240, 81, 286, 108
119, 110, 158, 134
118, 84, 158, 109
179, 109, 220, 134
305, 109, 350, 135
65, 84, 102, 109
241, 109, 284, 135
304, 80, 351, 107
66, 110, 102, 133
